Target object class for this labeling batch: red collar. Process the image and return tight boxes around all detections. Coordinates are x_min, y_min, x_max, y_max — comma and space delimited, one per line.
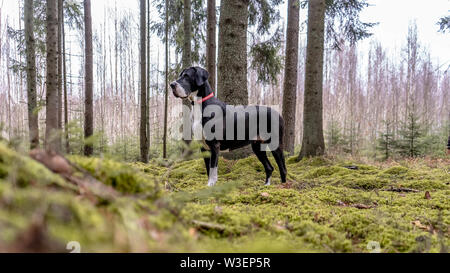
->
197, 92, 215, 104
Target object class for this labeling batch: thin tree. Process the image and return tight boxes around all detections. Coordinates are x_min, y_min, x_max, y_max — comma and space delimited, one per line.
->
83, 0, 93, 156
24, 0, 39, 149
206, 0, 216, 90
57, 0, 63, 150
45, 0, 59, 152
298, 0, 326, 160
281, 0, 300, 155
147, 0, 151, 153
62, 0, 69, 152
163, 0, 169, 158
182, 0, 192, 149
140, 0, 149, 163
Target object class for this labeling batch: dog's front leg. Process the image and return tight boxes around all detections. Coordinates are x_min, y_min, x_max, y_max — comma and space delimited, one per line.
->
208, 143, 220, 187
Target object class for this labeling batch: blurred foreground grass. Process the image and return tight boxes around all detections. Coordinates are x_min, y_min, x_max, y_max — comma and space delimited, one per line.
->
0, 143, 448, 253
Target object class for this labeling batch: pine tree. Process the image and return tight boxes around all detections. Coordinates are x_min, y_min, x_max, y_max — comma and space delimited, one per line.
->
45, 0, 60, 152
325, 119, 344, 152
396, 108, 424, 157
24, 0, 39, 149
298, 0, 326, 159
83, 0, 94, 156
281, 0, 300, 155
376, 120, 395, 160
140, 0, 149, 163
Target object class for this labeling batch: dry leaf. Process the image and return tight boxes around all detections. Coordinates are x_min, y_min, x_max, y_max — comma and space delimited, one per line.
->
424, 191, 431, 200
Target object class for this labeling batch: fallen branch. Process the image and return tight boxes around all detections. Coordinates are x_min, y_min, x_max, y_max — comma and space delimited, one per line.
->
29, 149, 119, 201
191, 220, 226, 232
384, 187, 419, 193
337, 200, 378, 209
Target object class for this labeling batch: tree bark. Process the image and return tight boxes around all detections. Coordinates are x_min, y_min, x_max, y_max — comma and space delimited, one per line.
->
25, 0, 39, 149
182, 0, 192, 68
182, 0, 192, 147
140, 0, 149, 163
298, 0, 326, 160
45, 0, 59, 152
83, 0, 94, 156
282, 0, 300, 155
57, 0, 63, 150
163, 0, 169, 158
217, 0, 249, 105
62, 1, 69, 153
206, 0, 216, 90
147, 0, 151, 153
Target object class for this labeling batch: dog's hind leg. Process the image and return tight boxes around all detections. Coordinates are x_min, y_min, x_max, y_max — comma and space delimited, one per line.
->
271, 148, 287, 183
252, 143, 274, 186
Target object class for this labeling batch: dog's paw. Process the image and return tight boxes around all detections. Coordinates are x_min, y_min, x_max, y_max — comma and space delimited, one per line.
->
207, 181, 216, 187
264, 178, 271, 186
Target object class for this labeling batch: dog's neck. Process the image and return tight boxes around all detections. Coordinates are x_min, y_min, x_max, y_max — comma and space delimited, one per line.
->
198, 81, 214, 99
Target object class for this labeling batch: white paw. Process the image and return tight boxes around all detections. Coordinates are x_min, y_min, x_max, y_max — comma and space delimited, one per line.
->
207, 167, 218, 187
264, 177, 271, 186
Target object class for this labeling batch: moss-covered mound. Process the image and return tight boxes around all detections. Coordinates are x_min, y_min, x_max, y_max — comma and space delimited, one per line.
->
0, 143, 448, 253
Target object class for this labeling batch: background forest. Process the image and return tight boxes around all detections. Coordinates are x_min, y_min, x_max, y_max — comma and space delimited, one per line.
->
0, 0, 448, 161
0, 0, 449, 253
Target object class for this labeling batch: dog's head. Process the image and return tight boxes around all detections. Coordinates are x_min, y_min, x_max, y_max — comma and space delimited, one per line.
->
170, 67, 209, 99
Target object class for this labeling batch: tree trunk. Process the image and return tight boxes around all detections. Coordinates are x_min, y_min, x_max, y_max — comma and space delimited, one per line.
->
83, 0, 94, 156
217, 0, 248, 105
163, 0, 169, 158
45, 0, 59, 152
298, 0, 326, 160
62, 1, 69, 153
182, 0, 192, 147
206, 0, 216, 90
140, 0, 149, 163
182, 0, 191, 68
57, 0, 63, 150
282, 0, 300, 155
147, 0, 151, 152
24, 0, 39, 149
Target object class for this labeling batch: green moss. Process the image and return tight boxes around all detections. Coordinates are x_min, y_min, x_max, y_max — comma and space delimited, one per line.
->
341, 177, 389, 190
304, 166, 352, 179
69, 156, 158, 195
0, 143, 75, 191
0, 143, 448, 253
383, 166, 409, 175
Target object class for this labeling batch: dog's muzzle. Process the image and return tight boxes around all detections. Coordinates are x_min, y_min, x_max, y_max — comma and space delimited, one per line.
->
170, 82, 188, 98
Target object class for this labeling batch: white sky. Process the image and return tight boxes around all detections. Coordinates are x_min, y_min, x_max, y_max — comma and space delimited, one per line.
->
1, 0, 450, 70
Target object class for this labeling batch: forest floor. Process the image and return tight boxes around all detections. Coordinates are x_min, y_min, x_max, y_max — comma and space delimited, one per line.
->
0, 142, 449, 253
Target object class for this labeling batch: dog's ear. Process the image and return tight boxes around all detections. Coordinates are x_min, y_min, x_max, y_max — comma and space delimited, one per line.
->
194, 67, 209, 87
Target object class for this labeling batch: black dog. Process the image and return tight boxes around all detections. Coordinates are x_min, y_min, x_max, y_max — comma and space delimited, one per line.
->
170, 67, 287, 187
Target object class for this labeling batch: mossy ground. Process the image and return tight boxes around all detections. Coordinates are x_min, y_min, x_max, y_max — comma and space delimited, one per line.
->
0, 143, 449, 253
